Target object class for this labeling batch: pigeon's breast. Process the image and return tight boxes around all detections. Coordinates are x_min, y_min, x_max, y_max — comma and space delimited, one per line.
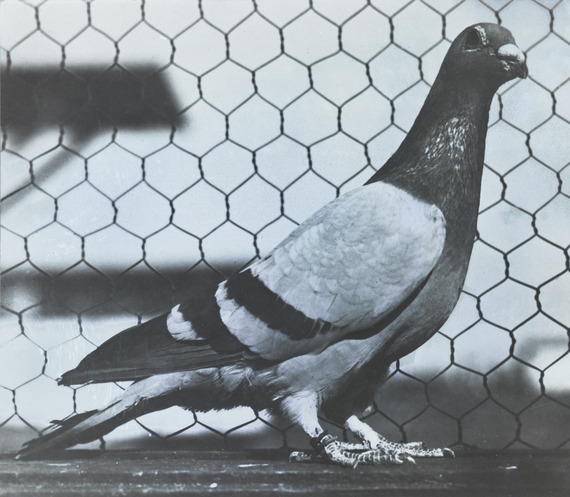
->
380, 214, 478, 360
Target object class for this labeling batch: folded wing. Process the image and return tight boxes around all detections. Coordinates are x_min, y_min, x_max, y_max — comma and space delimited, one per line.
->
60, 182, 446, 384
217, 182, 446, 360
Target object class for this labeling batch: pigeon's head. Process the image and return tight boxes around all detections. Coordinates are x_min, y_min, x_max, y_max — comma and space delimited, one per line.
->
442, 23, 528, 88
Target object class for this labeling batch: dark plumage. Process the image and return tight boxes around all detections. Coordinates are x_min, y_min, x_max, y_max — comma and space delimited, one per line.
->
18, 23, 527, 465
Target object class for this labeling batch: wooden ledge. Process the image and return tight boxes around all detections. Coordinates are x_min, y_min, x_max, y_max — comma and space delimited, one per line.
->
1, 450, 569, 496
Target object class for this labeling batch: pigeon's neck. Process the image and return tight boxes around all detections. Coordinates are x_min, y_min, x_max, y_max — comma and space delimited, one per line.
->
368, 80, 495, 222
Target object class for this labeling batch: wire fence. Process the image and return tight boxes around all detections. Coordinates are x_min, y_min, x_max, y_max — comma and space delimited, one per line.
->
1, 0, 569, 453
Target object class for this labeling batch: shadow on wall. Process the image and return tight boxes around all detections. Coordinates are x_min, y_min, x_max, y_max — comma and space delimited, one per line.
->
1, 264, 229, 317
1, 65, 182, 200
0, 65, 195, 315
1, 63, 193, 317
2, 65, 182, 141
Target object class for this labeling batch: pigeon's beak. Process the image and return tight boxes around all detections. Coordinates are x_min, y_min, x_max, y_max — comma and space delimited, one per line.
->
497, 43, 528, 79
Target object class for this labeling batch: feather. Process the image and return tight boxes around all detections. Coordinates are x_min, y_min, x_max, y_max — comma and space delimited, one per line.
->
59, 306, 245, 385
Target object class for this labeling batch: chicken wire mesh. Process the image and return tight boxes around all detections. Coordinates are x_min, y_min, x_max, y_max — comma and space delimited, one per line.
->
1, 0, 569, 454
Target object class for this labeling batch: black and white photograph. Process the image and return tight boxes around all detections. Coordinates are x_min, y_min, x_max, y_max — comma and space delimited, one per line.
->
1, 0, 569, 495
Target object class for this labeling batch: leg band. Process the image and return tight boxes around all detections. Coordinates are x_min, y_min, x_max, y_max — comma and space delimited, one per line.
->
310, 431, 336, 452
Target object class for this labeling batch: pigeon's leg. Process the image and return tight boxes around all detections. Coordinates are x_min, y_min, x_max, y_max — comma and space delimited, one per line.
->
344, 415, 455, 465
284, 395, 453, 467
283, 393, 366, 467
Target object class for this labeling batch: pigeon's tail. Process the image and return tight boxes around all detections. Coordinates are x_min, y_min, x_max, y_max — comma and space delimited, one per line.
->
16, 406, 124, 460
16, 376, 175, 460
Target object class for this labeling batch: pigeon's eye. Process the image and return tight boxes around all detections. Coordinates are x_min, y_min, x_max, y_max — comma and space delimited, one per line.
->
465, 28, 483, 50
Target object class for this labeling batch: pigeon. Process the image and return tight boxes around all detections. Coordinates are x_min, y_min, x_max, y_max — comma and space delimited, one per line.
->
17, 23, 527, 465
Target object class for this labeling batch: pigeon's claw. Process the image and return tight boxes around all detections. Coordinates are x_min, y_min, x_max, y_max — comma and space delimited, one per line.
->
289, 438, 368, 464
288, 450, 314, 463
371, 437, 455, 461
290, 431, 455, 467
289, 433, 427, 467
444, 447, 456, 458
290, 441, 358, 466
353, 449, 415, 467
350, 440, 454, 466
290, 433, 368, 467
343, 416, 454, 463
401, 441, 427, 450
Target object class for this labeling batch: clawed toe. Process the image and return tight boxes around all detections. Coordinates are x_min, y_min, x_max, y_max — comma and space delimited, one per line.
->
376, 438, 453, 460
289, 431, 455, 467
289, 450, 314, 463
399, 445, 454, 459
396, 453, 416, 465
401, 441, 426, 450
443, 447, 455, 458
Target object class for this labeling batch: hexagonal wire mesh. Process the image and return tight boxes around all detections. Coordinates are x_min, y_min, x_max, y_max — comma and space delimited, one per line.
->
1, 0, 569, 454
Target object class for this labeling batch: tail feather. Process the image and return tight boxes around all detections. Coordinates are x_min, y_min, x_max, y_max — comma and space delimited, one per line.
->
16, 376, 176, 460
17, 408, 116, 460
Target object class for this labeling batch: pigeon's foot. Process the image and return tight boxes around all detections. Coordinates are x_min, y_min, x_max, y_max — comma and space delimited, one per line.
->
289, 432, 454, 467
372, 437, 454, 457
352, 443, 455, 466
289, 433, 369, 467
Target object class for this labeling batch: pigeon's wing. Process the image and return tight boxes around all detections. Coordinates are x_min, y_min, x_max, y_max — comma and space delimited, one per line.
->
61, 182, 445, 384
214, 181, 446, 360
58, 279, 247, 385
